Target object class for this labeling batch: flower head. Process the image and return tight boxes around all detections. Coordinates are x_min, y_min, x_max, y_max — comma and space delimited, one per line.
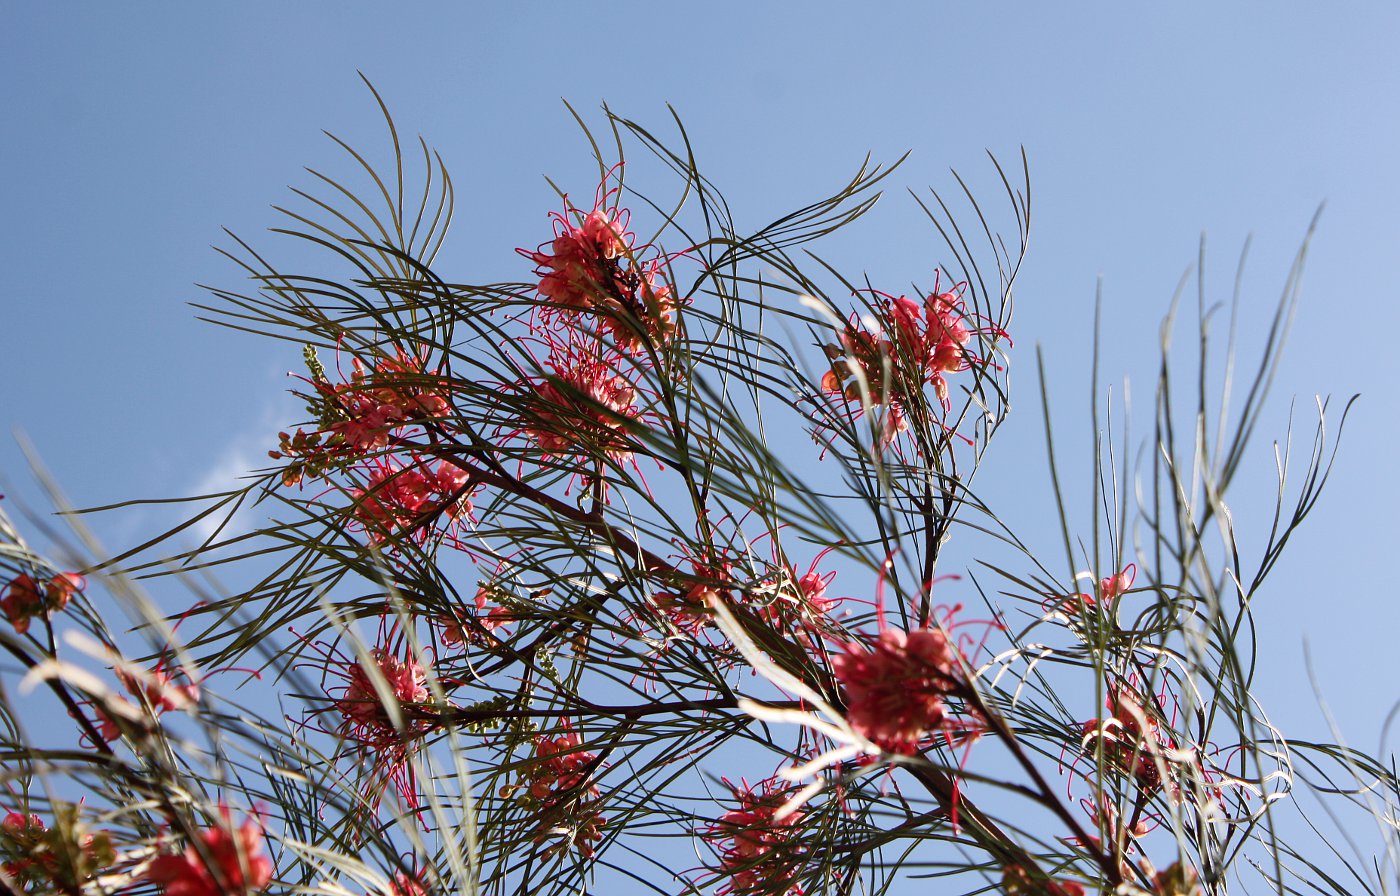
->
519, 184, 683, 352
704, 778, 806, 896
820, 280, 1004, 448
351, 459, 478, 543
1079, 685, 1177, 796
517, 343, 643, 466
832, 625, 965, 755
298, 627, 440, 814
1, 572, 83, 634
439, 585, 514, 650
1, 805, 114, 894
271, 349, 453, 486
334, 650, 430, 734
523, 725, 606, 858
145, 807, 272, 896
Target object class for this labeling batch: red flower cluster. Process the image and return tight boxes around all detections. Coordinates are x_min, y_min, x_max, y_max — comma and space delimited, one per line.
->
705, 778, 805, 896
525, 727, 606, 858
386, 870, 428, 896
351, 460, 477, 539
515, 335, 644, 467
438, 585, 513, 650
146, 808, 273, 896
1079, 686, 1176, 796
496, 176, 691, 498
299, 636, 438, 812
1, 808, 114, 894
821, 283, 1001, 446
651, 557, 732, 637
832, 622, 973, 756
272, 350, 453, 487
334, 649, 430, 735
1047, 564, 1137, 617
519, 188, 680, 352
1, 571, 83, 634
754, 555, 840, 644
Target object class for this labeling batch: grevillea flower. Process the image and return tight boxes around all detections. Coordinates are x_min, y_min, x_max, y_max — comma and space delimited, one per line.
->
334, 650, 429, 736
386, 870, 428, 896
146, 807, 272, 896
271, 349, 454, 487
85, 658, 203, 744
751, 552, 841, 644
831, 619, 976, 756
1, 806, 115, 894
704, 778, 805, 896
1079, 685, 1177, 796
517, 354, 642, 466
1046, 564, 1138, 618
820, 281, 1004, 447
1001, 864, 1086, 896
351, 459, 478, 541
298, 627, 440, 814
521, 202, 630, 311
523, 726, 606, 858
651, 558, 732, 637
1, 571, 83, 634
519, 184, 682, 352
1098, 564, 1136, 601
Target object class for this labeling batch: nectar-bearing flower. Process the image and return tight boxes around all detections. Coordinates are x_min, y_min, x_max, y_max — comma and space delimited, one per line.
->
832, 625, 967, 755
1, 805, 115, 895
334, 649, 430, 734
519, 185, 683, 352
296, 630, 441, 813
145, 808, 273, 896
820, 282, 1004, 447
505, 327, 650, 479
523, 726, 606, 858
270, 349, 454, 486
704, 777, 806, 896
1079, 686, 1177, 796
1, 571, 83, 634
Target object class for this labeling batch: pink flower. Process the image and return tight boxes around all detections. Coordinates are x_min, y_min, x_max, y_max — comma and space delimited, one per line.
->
145, 808, 273, 896
525, 726, 606, 858
334, 650, 430, 733
519, 185, 683, 352
832, 626, 965, 755
523, 206, 630, 312
270, 349, 453, 486
705, 778, 805, 896
1, 806, 115, 892
1079, 686, 1176, 795
651, 559, 731, 637
351, 459, 478, 541
1098, 564, 1135, 601
297, 627, 440, 813
1, 571, 83, 634
520, 357, 641, 464
386, 871, 428, 896
820, 280, 1004, 446
439, 586, 513, 649
756, 554, 840, 641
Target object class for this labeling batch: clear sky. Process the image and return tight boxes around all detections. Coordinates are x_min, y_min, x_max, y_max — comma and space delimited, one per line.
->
2, 0, 1397, 873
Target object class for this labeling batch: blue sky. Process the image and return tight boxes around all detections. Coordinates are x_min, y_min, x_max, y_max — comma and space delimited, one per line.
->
2, 0, 1397, 878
